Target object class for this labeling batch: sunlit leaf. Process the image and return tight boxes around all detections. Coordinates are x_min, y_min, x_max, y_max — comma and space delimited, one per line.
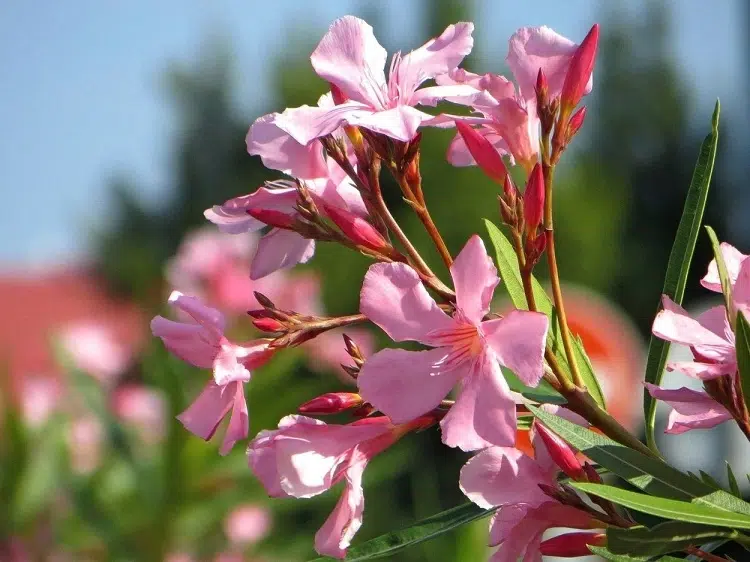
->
607, 521, 741, 556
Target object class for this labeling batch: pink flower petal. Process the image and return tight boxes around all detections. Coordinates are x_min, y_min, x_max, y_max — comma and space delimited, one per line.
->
314, 464, 366, 559
204, 187, 299, 235
169, 291, 226, 335
450, 235, 499, 324
310, 16, 387, 107
150, 317, 216, 369
446, 128, 510, 167
733, 257, 750, 310
482, 310, 549, 387
213, 344, 252, 386
310, 176, 368, 218
250, 229, 316, 280
506, 26, 584, 102
396, 22, 474, 91
348, 105, 431, 142
219, 382, 249, 455
177, 381, 236, 441
666, 360, 735, 380
274, 102, 376, 146
360, 262, 454, 343
441, 355, 516, 450
459, 446, 552, 510
410, 84, 483, 107
644, 383, 732, 434
357, 348, 460, 424
702, 242, 747, 292
653, 296, 733, 351
246, 112, 328, 179
436, 69, 517, 103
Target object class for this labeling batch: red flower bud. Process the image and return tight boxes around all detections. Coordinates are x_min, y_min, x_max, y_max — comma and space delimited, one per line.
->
539, 532, 605, 557
298, 393, 363, 415
535, 422, 586, 481
455, 121, 508, 184
246, 208, 296, 230
252, 317, 285, 333
523, 163, 545, 237
535, 68, 549, 108
323, 204, 390, 253
567, 106, 587, 139
560, 24, 599, 111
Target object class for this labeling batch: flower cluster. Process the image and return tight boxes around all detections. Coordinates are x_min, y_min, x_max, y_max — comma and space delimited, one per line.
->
150, 14, 735, 561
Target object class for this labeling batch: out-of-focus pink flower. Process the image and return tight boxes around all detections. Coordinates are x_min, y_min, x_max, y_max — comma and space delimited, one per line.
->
68, 415, 103, 473
438, 26, 593, 171
20, 375, 61, 427
357, 235, 548, 450
272, 16, 478, 144
306, 328, 374, 383
460, 425, 595, 562
59, 322, 131, 383
645, 383, 732, 434
151, 292, 274, 454
248, 414, 411, 559
225, 505, 272, 545
112, 385, 166, 443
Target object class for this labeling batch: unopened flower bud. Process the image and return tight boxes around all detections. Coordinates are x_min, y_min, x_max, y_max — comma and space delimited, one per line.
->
535, 423, 586, 481
582, 462, 602, 483
298, 392, 363, 415
523, 163, 545, 237
323, 204, 390, 253
536, 68, 549, 104
343, 333, 365, 367
253, 292, 276, 309
455, 121, 508, 184
246, 208, 296, 230
567, 106, 587, 139
253, 317, 285, 333
330, 83, 348, 105
539, 532, 605, 557
560, 24, 599, 112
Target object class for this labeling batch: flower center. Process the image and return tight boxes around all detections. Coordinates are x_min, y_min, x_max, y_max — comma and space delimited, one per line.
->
427, 310, 484, 368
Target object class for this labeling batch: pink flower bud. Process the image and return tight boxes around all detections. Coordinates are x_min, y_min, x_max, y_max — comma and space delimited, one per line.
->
561, 24, 599, 111
455, 121, 508, 184
523, 163, 545, 237
535, 68, 549, 107
246, 207, 296, 229
323, 204, 390, 253
535, 423, 586, 481
253, 317, 285, 333
567, 106, 587, 139
330, 83, 348, 105
298, 392, 363, 414
539, 532, 605, 557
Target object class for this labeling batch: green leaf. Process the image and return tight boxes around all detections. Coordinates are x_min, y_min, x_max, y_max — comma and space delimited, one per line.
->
727, 463, 741, 497
734, 312, 750, 416
0, 368, 28, 532
644, 100, 720, 453
588, 546, 683, 561
307, 503, 493, 561
529, 405, 750, 516
608, 521, 741, 556
700, 470, 724, 491
485, 220, 606, 406
706, 225, 734, 315
574, 482, 750, 530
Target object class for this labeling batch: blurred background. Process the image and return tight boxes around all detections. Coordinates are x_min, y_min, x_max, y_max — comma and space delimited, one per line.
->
1, 0, 749, 560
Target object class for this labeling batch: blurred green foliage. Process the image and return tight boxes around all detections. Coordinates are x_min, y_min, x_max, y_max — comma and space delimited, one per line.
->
2, 0, 735, 560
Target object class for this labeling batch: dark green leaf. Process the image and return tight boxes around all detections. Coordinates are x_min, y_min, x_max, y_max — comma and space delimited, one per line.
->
485, 220, 605, 406
644, 101, 720, 453
700, 471, 724, 490
608, 521, 740, 556
727, 463, 741, 497
734, 312, 750, 416
588, 546, 682, 561
307, 503, 493, 561
574, 482, 750, 530
530, 405, 750, 516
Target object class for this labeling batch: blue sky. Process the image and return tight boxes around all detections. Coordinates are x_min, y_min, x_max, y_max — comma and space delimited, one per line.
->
0, 0, 745, 267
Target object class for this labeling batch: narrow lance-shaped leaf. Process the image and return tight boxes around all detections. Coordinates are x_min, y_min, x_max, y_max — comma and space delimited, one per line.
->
706, 225, 735, 319
529, 405, 750, 516
588, 545, 682, 562
727, 462, 741, 497
307, 503, 493, 561
573, 482, 750, 530
607, 521, 742, 557
485, 220, 606, 406
644, 100, 720, 453
734, 312, 750, 417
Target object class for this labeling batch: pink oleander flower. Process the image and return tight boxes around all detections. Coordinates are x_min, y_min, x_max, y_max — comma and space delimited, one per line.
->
59, 321, 132, 383
224, 504, 272, 545
357, 235, 548, 450
702, 242, 750, 298
112, 385, 166, 444
20, 375, 61, 428
437, 26, 593, 171
151, 291, 274, 454
644, 383, 731, 434
272, 15, 478, 145
460, 419, 595, 562
248, 414, 415, 559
